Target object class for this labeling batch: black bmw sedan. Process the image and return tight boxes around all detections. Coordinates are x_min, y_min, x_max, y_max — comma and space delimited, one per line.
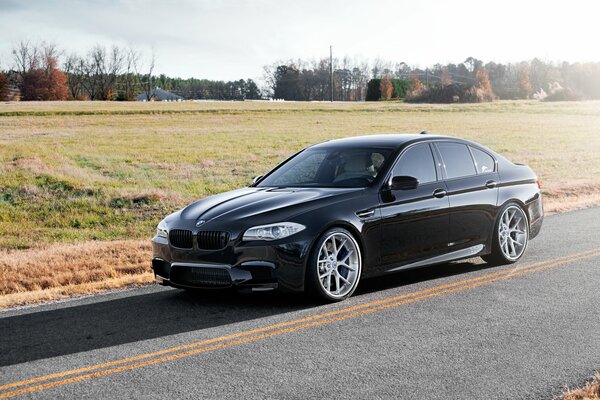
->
152, 134, 543, 302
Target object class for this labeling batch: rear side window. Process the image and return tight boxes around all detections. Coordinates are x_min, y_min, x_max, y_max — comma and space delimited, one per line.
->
470, 147, 495, 174
392, 144, 437, 184
436, 142, 476, 179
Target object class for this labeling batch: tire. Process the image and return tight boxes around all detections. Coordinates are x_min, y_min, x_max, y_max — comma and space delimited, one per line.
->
306, 227, 362, 302
482, 202, 529, 266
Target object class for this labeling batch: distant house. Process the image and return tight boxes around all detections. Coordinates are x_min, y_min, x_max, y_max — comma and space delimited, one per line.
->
136, 87, 183, 101
3, 71, 22, 101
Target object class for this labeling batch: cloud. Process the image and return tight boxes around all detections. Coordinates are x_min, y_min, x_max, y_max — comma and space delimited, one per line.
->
0, 0, 598, 80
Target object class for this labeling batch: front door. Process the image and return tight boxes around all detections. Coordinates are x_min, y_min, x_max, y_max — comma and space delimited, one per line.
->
377, 143, 450, 271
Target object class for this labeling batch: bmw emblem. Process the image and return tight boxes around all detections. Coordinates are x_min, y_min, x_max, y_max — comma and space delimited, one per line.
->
196, 219, 206, 227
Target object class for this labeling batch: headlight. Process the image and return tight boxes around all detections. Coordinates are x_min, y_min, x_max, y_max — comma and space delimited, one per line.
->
242, 222, 305, 241
156, 219, 168, 238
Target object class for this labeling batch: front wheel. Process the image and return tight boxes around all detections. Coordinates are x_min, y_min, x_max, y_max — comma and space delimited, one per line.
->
482, 203, 529, 265
307, 228, 362, 302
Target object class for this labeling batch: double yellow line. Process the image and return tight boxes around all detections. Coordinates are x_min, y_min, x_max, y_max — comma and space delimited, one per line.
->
1, 248, 598, 398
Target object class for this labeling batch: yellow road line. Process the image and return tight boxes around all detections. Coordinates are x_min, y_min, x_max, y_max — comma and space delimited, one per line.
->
2, 251, 589, 392
0, 249, 598, 398
1, 249, 597, 392
2, 248, 595, 392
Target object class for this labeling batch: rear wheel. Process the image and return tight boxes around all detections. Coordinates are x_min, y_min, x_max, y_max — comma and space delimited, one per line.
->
307, 228, 362, 302
483, 203, 529, 265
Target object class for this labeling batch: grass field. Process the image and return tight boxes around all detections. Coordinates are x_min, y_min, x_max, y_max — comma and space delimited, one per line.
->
1, 100, 600, 307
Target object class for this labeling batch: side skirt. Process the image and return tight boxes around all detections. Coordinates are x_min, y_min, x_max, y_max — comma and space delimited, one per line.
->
386, 244, 485, 273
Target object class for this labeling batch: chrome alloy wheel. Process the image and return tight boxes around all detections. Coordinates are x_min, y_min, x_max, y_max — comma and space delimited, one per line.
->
317, 232, 361, 299
498, 205, 528, 261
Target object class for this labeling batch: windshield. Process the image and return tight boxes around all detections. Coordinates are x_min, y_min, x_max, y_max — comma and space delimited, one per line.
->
257, 147, 393, 188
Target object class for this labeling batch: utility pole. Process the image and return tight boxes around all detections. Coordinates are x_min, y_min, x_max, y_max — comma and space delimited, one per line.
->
330, 45, 333, 102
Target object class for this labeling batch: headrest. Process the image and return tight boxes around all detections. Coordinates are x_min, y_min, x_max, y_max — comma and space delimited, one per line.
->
344, 156, 368, 172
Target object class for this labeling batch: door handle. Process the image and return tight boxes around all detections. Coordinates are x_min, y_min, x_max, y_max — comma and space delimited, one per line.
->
485, 180, 498, 189
432, 188, 447, 198
356, 209, 375, 219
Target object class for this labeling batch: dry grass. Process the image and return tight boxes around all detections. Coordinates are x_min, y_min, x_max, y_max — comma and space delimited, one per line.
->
544, 183, 600, 214
0, 240, 152, 308
0, 100, 599, 308
0, 273, 153, 309
563, 373, 600, 400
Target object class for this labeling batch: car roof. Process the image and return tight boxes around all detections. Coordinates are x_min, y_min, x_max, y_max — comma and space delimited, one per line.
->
312, 134, 454, 150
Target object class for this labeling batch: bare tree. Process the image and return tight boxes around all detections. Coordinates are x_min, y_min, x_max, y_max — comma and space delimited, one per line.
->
12, 41, 40, 78
355, 61, 370, 100
79, 45, 124, 100
79, 47, 101, 100
63, 53, 86, 99
40, 43, 62, 73
11, 41, 68, 100
371, 58, 393, 79
13, 41, 63, 76
134, 49, 156, 101
122, 47, 140, 100
101, 45, 124, 100
393, 62, 412, 79
262, 63, 278, 98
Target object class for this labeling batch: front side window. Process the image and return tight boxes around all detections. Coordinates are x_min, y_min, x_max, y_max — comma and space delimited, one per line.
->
391, 144, 437, 184
436, 142, 476, 179
257, 147, 393, 188
470, 147, 495, 174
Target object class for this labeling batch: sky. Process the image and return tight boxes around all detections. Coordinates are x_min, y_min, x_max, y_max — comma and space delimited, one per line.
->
1, 0, 599, 81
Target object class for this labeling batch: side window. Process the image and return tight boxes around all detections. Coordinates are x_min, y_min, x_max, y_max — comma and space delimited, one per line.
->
437, 142, 476, 179
392, 144, 437, 184
470, 147, 495, 174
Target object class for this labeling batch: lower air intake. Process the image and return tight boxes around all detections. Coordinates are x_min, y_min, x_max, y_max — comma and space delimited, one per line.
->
170, 266, 232, 287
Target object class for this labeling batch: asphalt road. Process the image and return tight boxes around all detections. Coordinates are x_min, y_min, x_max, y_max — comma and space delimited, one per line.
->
1, 207, 599, 399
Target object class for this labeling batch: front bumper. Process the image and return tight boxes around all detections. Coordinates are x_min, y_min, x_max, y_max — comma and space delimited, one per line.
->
152, 258, 279, 291
151, 234, 311, 292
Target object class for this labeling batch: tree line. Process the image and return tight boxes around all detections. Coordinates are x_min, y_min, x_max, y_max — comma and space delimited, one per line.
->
2, 40, 600, 102
0, 41, 261, 101
263, 57, 600, 102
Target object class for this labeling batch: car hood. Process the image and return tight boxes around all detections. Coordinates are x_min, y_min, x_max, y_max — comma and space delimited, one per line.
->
179, 187, 361, 224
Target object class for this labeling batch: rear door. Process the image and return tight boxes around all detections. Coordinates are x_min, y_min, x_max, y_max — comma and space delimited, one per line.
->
377, 143, 450, 271
434, 142, 499, 251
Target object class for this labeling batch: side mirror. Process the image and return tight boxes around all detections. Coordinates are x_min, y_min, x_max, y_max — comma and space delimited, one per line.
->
251, 175, 263, 186
389, 175, 419, 190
